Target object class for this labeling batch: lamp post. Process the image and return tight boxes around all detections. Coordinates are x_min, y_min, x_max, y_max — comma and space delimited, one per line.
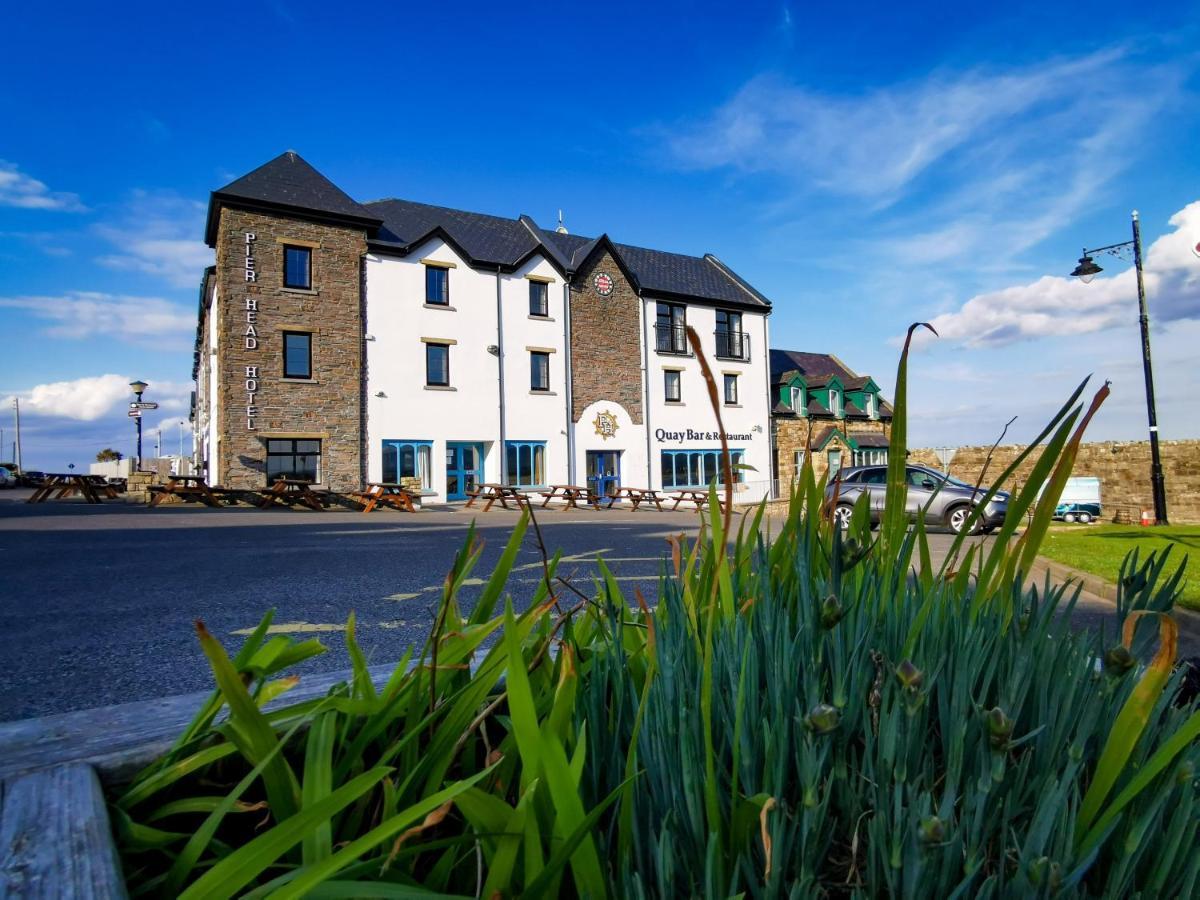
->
130, 380, 148, 470
1069, 210, 1168, 525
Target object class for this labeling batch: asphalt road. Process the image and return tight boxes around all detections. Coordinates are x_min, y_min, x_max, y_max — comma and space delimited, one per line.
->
2, 491, 1189, 722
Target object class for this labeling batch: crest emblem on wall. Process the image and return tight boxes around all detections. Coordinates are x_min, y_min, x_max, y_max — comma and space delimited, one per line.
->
593, 410, 619, 440
593, 272, 614, 296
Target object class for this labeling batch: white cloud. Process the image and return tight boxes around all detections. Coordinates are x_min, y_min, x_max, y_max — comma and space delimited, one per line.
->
0, 291, 195, 345
918, 200, 1200, 348
3, 375, 190, 422
94, 190, 213, 289
0, 160, 86, 211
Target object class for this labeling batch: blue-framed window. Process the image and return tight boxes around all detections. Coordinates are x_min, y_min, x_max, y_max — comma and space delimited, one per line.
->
283, 246, 311, 289
505, 441, 546, 487
382, 440, 433, 489
660, 449, 745, 489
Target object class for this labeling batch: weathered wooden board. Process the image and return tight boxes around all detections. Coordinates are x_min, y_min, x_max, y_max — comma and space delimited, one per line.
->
0, 664, 396, 785
0, 763, 126, 898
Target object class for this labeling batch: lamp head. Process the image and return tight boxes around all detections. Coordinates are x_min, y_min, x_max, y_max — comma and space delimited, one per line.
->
1070, 254, 1102, 284
129, 379, 148, 398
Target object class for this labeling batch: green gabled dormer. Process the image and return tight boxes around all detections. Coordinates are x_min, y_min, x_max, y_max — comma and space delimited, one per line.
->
806, 374, 845, 419
776, 371, 807, 415
843, 376, 882, 421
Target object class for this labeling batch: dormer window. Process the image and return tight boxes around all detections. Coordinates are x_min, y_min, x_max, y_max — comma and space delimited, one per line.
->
790, 386, 803, 413
829, 389, 841, 417
866, 392, 877, 419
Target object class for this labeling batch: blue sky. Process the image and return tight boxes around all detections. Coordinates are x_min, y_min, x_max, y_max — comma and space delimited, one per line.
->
2, 1, 1198, 470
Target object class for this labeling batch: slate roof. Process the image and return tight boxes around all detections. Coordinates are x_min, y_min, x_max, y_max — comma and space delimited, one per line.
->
808, 398, 830, 416
206, 152, 771, 309
769, 350, 856, 384
205, 151, 382, 245
850, 432, 891, 448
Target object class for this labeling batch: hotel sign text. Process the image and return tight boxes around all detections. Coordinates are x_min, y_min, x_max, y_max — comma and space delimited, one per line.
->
242, 232, 260, 430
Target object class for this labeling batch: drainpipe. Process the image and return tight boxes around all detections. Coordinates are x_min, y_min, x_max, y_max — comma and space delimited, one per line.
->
495, 268, 507, 482
563, 280, 575, 486
761, 312, 777, 499
639, 291, 653, 489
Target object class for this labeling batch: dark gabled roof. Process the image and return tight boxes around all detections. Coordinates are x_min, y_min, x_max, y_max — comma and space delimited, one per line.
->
808, 398, 829, 415
772, 400, 797, 416
843, 375, 875, 391
809, 426, 839, 450
844, 401, 867, 418
850, 431, 891, 448
365, 198, 546, 269
770, 350, 856, 384
205, 151, 382, 246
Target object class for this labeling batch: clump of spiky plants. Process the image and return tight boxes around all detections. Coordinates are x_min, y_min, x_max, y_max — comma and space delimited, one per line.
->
112, 324, 1197, 898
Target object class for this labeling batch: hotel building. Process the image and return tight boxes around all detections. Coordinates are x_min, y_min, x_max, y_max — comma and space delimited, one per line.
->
193, 152, 775, 503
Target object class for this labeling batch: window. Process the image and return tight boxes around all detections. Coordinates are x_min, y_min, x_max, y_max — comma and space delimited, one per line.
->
723, 374, 738, 405
790, 385, 804, 413
505, 441, 546, 487
655, 302, 687, 353
530, 351, 550, 391
283, 331, 312, 379
828, 389, 841, 417
426, 342, 449, 386
866, 393, 877, 419
661, 449, 745, 489
852, 450, 889, 467
266, 439, 320, 483
425, 266, 449, 305
792, 449, 806, 478
382, 440, 432, 489
283, 246, 311, 289
715, 310, 746, 359
664, 370, 681, 402
529, 281, 548, 317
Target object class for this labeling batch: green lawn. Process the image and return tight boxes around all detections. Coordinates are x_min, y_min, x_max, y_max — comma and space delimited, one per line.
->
1039, 524, 1200, 610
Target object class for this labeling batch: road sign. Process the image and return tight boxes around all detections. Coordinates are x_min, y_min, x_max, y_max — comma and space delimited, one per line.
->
127, 410, 142, 418
129, 401, 159, 410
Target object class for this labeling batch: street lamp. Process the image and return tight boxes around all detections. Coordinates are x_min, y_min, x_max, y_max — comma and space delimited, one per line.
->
1069, 210, 1168, 525
130, 380, 148, 470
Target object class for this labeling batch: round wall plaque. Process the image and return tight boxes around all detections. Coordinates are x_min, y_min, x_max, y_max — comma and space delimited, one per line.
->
593, 272, 614, 296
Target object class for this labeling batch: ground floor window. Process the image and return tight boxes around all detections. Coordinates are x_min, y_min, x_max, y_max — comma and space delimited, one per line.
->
505, 441, 546, 487
793, 449, 805, 477
266, 438, 320, 483
382, 440, 432, 489
661, 448, 744, 489
852, 448, 888, 466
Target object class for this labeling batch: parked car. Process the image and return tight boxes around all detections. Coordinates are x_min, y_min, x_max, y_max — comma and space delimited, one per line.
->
0, 468, 12, 489
826, 465, 1009, 534
18, 470, 46, 487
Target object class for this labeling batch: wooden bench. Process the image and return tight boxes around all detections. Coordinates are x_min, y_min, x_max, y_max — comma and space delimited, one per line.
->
670, 489, 727, 512
537, 485, 599, 510
464, 483, 530, 511
257, 478, 325, 511
148, 474, 223, 508
354, 483, 417, 513
605, 486, 666, 511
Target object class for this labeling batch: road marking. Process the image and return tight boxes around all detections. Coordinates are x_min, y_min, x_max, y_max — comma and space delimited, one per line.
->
231, 621, 347, 636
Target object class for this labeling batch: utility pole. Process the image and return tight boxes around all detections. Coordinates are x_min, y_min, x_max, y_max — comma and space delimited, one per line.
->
12, 397, 22, 475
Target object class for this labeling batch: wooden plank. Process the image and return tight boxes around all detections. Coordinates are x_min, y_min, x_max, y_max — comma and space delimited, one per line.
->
0, 764, 127, 899
0, 664, 396, 786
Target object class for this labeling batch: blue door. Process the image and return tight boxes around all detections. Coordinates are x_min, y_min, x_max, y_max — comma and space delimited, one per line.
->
446, 442, 484, 501
586, 450, 621, 499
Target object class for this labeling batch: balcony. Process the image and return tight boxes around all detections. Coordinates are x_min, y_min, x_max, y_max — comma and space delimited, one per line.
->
714, 329, 751, 361
654, 323, 688, 355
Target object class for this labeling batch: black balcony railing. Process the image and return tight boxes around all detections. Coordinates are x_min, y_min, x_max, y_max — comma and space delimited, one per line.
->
655, 322, 688, 354
715, 329, 750, 361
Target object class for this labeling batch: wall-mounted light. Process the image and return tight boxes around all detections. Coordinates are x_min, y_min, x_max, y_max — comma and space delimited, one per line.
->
487, 345, 500, 356
364, 334, 377, 342
375, 391, 387, 398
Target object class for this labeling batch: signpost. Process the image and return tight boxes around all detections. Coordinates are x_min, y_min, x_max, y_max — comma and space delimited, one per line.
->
127, 410, 142, 418
129, 402, 158, 410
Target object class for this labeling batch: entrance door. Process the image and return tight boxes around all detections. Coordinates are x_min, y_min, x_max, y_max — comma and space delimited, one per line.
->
446, 442, 484, 501
586, 450, 621, 499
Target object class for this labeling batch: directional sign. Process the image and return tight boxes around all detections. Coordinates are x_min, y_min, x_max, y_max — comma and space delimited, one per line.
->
129, 401, 159, 410
127, 410, 142, 418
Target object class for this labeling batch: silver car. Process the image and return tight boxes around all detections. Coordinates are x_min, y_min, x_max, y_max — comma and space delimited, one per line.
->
826, 465, 1008, 534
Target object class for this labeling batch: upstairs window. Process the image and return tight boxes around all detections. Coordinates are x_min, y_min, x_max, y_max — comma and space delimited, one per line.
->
866, 392, 877, 418
425, 266, 450, 305
655, 302, 687, 354
664, 370, 681, 403
529, 280, 549, 317
715, 310, 747, 359
789, 385, 804, 413
530, 351, 550, 391
828, 388, 841, 417
283, 246, 311, 289
426, 342, 450, 386
283, 331, 312, 379
723, 373, 738, 405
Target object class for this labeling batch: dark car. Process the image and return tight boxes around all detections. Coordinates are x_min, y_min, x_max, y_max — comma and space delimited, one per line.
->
825, 465, 1009, 534
18, 470, 47, 487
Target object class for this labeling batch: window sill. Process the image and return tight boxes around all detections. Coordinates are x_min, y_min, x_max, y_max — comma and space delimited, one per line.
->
424, 303, 457, 311
724, 403, 742, 408
655, 349, 693, 358
425, 385, 457, 392
281, 287, 319, 296
664, 400, 684, 406
528, 315, 556, 322
529, 390, 557, 396
714, 356, 751, 364
281, 377, 318, 384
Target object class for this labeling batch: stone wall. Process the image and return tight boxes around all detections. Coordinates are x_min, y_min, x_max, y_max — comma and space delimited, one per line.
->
909, 439, 1200, 524
214, 208, 367, 491
568, 248, 644, 424
773, 418, 891, 485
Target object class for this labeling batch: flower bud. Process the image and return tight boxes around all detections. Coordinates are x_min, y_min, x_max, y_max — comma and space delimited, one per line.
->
1103, 645, 1135, 676
918, 815, 945, 844
820, 594, 844, 628
895, 659, 924, 691
986, 707, 1013, 749
805, 703, 841, 734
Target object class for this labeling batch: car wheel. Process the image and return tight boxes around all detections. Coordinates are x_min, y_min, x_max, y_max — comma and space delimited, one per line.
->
1079, 512, 1093, 524
833, 504, 854, 530
947, 506, 977, 535
1064, 512, 1077, 523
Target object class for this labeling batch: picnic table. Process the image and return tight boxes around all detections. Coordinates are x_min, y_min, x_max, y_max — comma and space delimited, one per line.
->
605, 486, 667, 511
465, 483, 531, 512
26, 473, 108, 504
670, 489, 727, 512
257, 478, 325, 511
149, 474, 223, 508
354, 482, 416, 513
538, 484, 599, 510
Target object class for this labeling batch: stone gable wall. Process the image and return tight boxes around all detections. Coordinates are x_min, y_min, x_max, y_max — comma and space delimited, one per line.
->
569, 249, 643, 424
214, 208, 366, 491
773, 418, 891, 485
908, 439, 1200, 524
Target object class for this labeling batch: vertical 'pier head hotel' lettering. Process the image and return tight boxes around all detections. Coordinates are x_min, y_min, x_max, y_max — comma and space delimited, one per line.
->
194, 151, 777, 502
